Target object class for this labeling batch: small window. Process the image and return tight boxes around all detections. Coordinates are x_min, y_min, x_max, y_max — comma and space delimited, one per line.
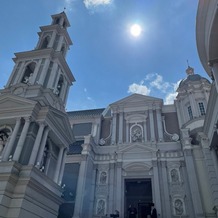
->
198, 102, 206, 115
187, 105, 193, 120
41, 35, 50, 49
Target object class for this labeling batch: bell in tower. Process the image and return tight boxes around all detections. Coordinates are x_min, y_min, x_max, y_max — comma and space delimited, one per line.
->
0, 12, 75, 218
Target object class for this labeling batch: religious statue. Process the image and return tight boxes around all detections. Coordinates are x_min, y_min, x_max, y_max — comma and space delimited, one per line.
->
100, 171, 107, 184
131, 126, 142, 142
175, 199, 184, 215
171, 169, 179, 183
23, 73, 33, 85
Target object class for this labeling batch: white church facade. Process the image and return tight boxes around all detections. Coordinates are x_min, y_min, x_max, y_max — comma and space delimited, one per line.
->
1, 2, 218, 217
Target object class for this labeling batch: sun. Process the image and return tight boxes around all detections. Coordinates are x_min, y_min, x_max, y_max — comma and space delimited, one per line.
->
130, 24, 142, 37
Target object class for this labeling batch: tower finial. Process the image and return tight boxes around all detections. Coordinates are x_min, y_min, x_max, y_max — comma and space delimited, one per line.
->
186, 60, 194, 76
187, 59, 190, 67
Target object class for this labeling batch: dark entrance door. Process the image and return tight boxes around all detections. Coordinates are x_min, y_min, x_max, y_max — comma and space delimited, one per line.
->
125, 179, 152, 218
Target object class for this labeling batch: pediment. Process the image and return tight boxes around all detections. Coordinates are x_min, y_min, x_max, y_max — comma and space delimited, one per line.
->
119, 143, 156, 153
110, 94, 163, 109
47, 108, 74, 144
0, 94, 37, 110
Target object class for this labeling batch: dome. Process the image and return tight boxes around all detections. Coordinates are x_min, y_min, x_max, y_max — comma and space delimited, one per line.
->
178, 66, 211, 89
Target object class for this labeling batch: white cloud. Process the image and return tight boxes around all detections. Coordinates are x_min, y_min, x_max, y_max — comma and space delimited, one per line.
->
150, 74, 170, 92
83, 0, 112, 9
164, 92, 177, 104
64, 0, 75, 11
84, 88, 87, 92
164, 80, 181, 104
128, 82, 151, 95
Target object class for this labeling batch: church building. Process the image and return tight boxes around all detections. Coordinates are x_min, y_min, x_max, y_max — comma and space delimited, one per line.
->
0, 3, 218, 218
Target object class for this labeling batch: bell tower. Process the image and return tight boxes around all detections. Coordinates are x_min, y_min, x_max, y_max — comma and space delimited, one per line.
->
3, 11, 75, 111
0, 12, 75, 218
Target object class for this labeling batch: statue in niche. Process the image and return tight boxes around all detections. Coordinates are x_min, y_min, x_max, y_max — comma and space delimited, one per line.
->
171, 169, 179, 182
40, 144, 49, 171
0, 132, 8, 155
175, 199, 184, 215
97, 199, 105, 215
100, 171, 107, 184
131, 126, 142, 142
23, 73, 33, 85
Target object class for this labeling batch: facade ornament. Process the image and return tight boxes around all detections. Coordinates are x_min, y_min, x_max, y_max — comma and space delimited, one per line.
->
174, 199, 184, 216
96, 199, 106, 215
162, 116, 179, 141
99, 171, 107, 184
170, 169, 179, 183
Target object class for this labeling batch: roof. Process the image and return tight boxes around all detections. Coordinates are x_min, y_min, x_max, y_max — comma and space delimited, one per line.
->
67, 108, 105, 118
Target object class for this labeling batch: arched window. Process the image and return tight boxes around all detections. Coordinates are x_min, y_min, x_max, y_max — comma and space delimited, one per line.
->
187, 105, 193, 120
61, 44, 66, 56
55, 18, 60, 25
21, 62, 36, 84
55, 75, 64, 96
0, 126, 12, 156
198, 102, 206, 115
40, 35, 50, 49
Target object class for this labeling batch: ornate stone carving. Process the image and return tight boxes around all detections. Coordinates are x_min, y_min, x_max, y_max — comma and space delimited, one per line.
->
171, 169, 179, 183
131, 125, 142, 142
96, 199, 106, 215
99, 171, 107, 184
174, 199, 184, 216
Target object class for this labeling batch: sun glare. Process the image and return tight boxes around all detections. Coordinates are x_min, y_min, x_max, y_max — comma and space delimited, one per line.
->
130, 24, 142, 37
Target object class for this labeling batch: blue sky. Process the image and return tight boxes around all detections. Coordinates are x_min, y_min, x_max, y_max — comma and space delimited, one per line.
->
0, 0, 208, 111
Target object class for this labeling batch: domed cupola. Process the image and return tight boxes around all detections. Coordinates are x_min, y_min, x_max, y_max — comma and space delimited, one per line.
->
175, 66, 211, 130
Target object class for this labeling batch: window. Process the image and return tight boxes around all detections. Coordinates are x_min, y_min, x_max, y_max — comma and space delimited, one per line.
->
21, 62, 36, 84
40, 35, 50, 49
187, 106, 193, 120
198, 102, 206, 115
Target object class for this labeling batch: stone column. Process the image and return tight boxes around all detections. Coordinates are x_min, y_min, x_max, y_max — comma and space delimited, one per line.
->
47, 62, 58, 89
149, 106, 155, 141
115, 161, 122, 215
38, 59, 50, 84
211, 62, 218, 92
126, 121, 129, 143
160, 161, 171, 218
28, 122, 46, 165
35, 127, 50, 168
108, 162, 115, 213
152, 160, 162, 216
48, 31, 56, 48
143, 119, 147, 142
118, 111, 123, 144
13, 117, 31, 161
14, 61, 25, 85
156, 108, 164, 142
2, 118, 21, 161
31, 59, 42, 84
111, 111, 117, 145
181, 128, 204, 217
54, 147, 64, 183
58, 148, 68, 185
57, 35, 64, 51
73, 155, 88, 218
